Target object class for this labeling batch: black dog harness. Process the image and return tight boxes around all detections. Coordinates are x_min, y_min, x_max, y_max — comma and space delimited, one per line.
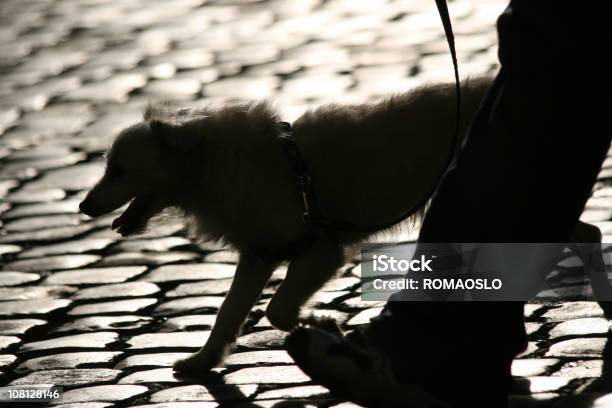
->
255, 0, 461, 261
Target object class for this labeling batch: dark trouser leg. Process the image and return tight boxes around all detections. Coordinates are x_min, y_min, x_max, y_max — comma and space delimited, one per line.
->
372, 1, 612, 406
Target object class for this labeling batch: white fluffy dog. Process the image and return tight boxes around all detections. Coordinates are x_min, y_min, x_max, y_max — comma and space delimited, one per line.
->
79, 76, 606, 375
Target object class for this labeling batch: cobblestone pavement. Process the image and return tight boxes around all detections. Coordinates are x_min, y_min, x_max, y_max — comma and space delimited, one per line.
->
1, 0, 612, 407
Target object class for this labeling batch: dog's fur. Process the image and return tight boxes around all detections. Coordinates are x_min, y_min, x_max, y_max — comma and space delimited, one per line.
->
79, 76, 607, 376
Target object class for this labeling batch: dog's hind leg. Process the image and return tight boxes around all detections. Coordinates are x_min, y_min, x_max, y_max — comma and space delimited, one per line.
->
173, 252, 277, 375
266, 235, 345, 331
570, 221, 612, 319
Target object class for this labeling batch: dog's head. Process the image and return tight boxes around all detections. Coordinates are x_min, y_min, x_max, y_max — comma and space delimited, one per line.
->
80, 106, 205, 236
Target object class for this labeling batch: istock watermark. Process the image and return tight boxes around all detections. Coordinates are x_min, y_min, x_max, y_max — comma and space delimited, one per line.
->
360, 242, 612, 301
371, 277, 503, 291
372, 254, 434, 272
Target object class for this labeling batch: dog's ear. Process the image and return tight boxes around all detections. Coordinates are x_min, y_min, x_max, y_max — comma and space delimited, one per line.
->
149, 119, 204, 151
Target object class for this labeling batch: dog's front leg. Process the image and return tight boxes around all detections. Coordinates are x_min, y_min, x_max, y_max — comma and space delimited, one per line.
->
173, 252, 277, 375
266, 236, 345, 331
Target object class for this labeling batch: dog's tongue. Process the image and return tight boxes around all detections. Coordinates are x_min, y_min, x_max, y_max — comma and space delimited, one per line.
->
112, 195, 153, 236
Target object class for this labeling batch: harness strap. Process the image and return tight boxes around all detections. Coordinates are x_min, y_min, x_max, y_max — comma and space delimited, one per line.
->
279, 121, 317, 224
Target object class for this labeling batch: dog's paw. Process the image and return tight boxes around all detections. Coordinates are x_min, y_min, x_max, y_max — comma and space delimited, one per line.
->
300, 314, 343, 336
173, 351, 223, 376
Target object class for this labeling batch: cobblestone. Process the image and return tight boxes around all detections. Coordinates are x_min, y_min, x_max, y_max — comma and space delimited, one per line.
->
118, 368, 185, 385
68, 298, 158, 316
73, 282, 161, 300
10, 368, 121, 387
0, 318, 46, 336
154, 296, 223, 316
149, 383, 258, 403
0, 298, 72, 317
15, 351, 122, 374
554, 360, 605, 379
549, 318, 610, 340
1, 0, 611, 406
512, 359, 560, 378
141, 263, 236, 283
127, 331, 210, 350
546, 338, 607, 358
0, 271, 40, 286
19, 332, 119, 353
114, 353, 191, 370
0, 284, 76, 300
159, 315, 217, 332
225, 366, 310, 385
256, 385, 330, 400
6, 254, 100, 272
237, 330, 288, 349
514, 376, 573, 394
58, 384, 149, 404
54, 315, 153, 334
44, 266, 148, 285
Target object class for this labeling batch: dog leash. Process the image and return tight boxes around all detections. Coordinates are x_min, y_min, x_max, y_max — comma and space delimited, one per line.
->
277, 0, 461, 241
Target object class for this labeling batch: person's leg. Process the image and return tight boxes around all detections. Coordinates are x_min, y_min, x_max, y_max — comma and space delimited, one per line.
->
378, 0, 612, 405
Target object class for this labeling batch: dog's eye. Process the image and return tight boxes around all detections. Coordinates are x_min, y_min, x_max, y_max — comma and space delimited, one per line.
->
107, 165, 126, 179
